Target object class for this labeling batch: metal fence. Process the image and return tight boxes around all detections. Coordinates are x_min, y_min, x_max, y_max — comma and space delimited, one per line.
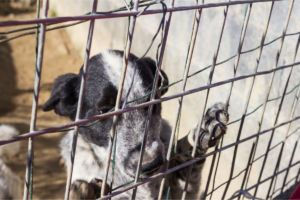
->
0, 0, 300, 199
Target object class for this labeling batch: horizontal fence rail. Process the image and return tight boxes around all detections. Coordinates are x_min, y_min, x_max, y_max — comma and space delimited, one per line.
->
0, 61, 299, 146
0, 0, 288, 27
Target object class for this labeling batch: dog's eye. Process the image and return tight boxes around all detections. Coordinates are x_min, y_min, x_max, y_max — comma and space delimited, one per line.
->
98, 108, 111, 114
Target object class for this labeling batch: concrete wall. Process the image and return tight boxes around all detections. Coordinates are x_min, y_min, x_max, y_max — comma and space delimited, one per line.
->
49, 0, 300, 198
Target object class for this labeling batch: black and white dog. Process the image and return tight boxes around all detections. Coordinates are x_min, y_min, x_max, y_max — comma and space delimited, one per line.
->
43, 50, 229, 199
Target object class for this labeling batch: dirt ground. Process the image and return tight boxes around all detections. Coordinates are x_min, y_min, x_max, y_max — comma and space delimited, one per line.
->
0, 4, 83, 199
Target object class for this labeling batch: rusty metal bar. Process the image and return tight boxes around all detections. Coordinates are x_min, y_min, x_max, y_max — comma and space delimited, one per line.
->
23, 0, 48, 199
131, 1, 169, 198
225, 3, 252, 109
201, 3, 230, 199
101, 0, 140, 197
250, 0, 295, 196
239, 3, 275, 198
214, 3, 252, 199
0, 0, 288, 27
63, 1, 98, 199
181, 3, 235, 200
265, 32, 300, 199
157, 0, 203, 199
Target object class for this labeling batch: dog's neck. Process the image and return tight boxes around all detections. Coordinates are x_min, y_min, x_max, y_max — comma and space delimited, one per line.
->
65, 131, 160, 199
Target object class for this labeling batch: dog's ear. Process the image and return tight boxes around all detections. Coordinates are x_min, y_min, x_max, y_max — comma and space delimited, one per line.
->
42, 73, 80, 120
139, 57, 169, 97
158, 69, 169, 96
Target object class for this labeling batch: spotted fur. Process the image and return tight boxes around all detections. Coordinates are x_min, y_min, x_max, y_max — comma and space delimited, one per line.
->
43, 50, 229, 199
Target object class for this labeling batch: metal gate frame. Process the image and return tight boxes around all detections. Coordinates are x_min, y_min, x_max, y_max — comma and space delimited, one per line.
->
0, 0, 300, 199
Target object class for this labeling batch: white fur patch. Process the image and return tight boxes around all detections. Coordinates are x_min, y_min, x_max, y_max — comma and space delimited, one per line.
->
0, 160, 22, 199
100, 50, 147, 102
60, 131, 103, 182
0, 125, 22, 199
148, 141, 159, 157
188, 126, 197, 148
60, 131, 160, 200
0, 125, 20, 157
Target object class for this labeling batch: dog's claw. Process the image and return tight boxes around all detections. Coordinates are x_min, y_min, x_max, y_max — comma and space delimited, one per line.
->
199, 102, 229, 150
69, 179, 110, 199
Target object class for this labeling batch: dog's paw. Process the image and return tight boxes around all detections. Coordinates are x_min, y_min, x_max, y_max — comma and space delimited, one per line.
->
70, 179, 109, 199
198, 102, 229, 150
90, 178, 110, 197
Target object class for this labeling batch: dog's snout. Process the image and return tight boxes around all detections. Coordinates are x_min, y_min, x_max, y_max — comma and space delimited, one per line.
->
141, 155, 164, 173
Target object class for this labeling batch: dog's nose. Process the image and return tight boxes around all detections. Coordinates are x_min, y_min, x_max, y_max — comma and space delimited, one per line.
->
141, 155, 164, 173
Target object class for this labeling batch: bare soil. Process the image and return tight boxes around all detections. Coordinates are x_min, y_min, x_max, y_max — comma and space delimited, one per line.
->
0, 5, 83, 199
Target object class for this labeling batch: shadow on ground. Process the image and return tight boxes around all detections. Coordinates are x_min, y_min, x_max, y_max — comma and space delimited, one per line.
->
273, 182, 300, 200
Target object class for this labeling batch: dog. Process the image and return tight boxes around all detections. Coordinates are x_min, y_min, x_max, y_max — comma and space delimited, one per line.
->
0, 125, 23, 200
43, 50, 229, 199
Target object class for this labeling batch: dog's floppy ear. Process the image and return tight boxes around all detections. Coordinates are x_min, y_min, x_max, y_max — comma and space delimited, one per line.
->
139, 57, 169, 97
42, 73, 80, 120
158, 69, 169, 96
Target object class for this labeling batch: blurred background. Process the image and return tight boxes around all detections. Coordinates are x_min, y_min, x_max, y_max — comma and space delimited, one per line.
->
0, 0, 300, 199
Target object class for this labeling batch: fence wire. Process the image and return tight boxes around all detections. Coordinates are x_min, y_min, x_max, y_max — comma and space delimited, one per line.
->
0, 0, 300, 199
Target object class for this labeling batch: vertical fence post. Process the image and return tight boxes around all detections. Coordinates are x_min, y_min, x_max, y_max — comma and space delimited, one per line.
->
101, 0, 140, 197
280, 130, 300, 192
239, 4, 275, 198
157, 0, 203, 199
225, 3, 252, 110
63, 1, 98, 199
182, 2, 244, 200
131, 1, 175, 199
23, 0, 48, 199
265, 32, 300, 199
248, 0, 295, 197
208, 3, 252, 200
202, 3, 230, 199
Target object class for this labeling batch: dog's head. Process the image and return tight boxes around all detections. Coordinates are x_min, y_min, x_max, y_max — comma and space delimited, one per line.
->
43, 50, 168, 178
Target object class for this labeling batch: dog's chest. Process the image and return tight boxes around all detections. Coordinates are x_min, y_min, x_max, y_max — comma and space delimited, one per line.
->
61, 131, 162, 199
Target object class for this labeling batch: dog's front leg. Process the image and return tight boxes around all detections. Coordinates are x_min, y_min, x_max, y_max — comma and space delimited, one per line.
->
169, 102, 229, 199
70, 178, 109, 199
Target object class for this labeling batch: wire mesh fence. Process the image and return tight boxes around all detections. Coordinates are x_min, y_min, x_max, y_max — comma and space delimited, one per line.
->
0, 0, 300, 199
